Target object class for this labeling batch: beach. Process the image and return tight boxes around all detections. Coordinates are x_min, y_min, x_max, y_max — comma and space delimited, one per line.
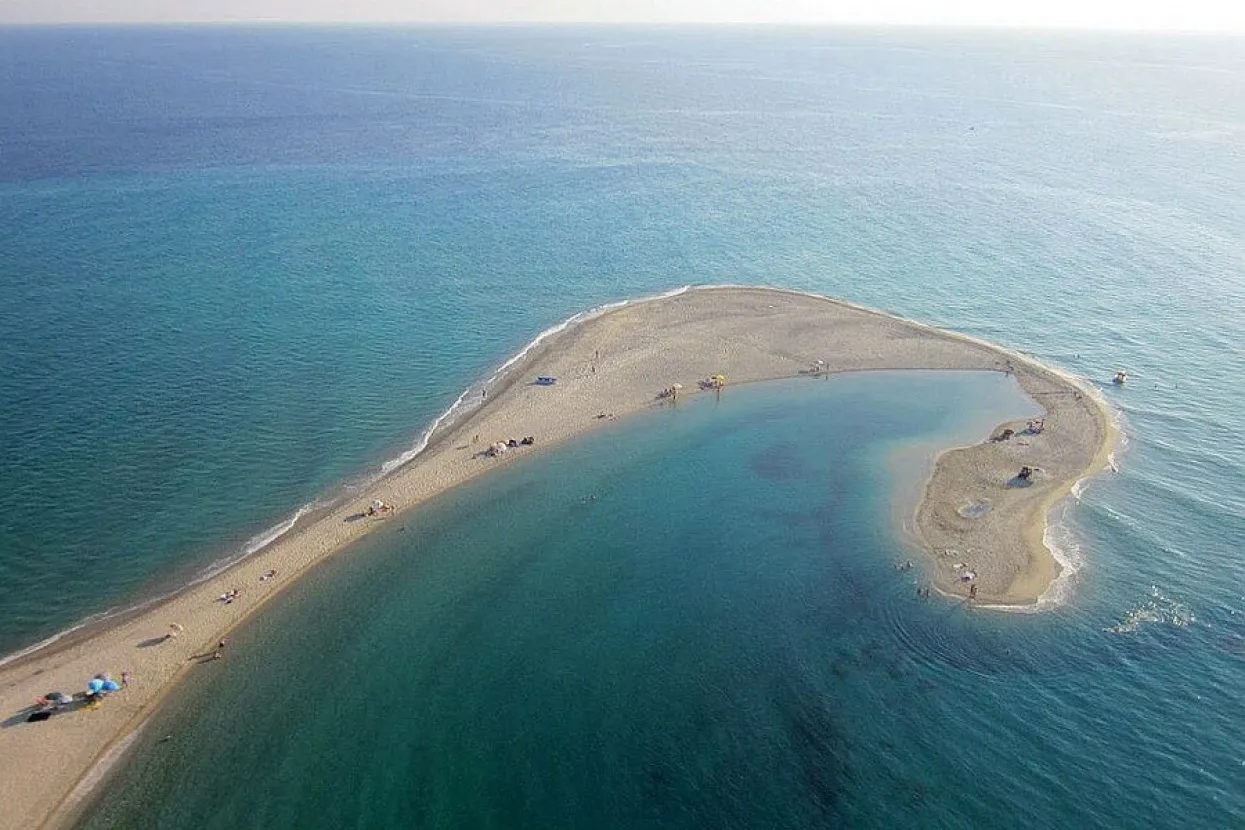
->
0, 286, 1114, 829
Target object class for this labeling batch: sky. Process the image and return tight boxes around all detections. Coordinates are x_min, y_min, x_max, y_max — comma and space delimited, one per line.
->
2, 0, 1244, 31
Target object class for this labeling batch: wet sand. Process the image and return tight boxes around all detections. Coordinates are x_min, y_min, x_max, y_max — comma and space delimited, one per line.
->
0, 286, 1115, 829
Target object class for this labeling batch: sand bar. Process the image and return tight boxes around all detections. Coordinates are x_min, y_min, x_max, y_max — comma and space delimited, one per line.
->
0, 286, 1115, 829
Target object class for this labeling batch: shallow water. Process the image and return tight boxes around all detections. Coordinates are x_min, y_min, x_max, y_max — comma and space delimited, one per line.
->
0, 25, 1242, 828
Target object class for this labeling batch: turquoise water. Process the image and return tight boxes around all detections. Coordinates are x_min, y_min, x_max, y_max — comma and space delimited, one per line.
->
0, 25, 1242, 827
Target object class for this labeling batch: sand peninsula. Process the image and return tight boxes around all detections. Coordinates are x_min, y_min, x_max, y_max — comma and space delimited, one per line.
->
0, 286, 1114, 829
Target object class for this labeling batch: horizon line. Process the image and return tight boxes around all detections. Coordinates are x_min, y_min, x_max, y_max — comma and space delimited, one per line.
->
1, 20, 1244, 35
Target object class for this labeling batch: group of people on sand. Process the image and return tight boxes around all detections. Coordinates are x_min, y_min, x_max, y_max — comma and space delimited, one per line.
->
366, 500, 394, 517
995, 419, 1045, 443
485, 437, 534, 457
799, 359, 827, 376
217, 587, 242, 604
901, 561, 979, 602
28, 671, 130, 721
911, 580, 976, 601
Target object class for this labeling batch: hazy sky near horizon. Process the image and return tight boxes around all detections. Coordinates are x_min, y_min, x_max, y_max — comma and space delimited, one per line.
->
2, 0, 1244, 31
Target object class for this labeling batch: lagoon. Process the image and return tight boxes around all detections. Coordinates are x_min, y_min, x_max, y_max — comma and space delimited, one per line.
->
80, 372, 1221, 830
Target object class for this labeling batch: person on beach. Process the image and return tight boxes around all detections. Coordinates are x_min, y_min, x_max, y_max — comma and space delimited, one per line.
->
968, 584, 978, 600
166, 622, 184, 641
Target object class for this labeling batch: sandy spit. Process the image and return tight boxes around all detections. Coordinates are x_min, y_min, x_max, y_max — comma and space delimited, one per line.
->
0, 286, 1114, 829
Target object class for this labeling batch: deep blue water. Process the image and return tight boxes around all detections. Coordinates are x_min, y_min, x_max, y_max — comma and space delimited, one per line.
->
1, 25, 1243, 828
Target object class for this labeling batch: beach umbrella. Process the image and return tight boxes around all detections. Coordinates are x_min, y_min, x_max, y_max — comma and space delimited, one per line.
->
102, 680, 121, 692
87, 678, 104, 694
671, 383, 683, 390
371, 499, 385, 509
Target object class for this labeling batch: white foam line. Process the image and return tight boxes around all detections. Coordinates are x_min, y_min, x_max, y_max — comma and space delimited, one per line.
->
244, 503, 318, 556
969, 504, 1088, 615
0, 502, 334, 667
0, 590, 175, 668
191, 500, 337, 582
375, 284, 695, 478
379, 386, 475, 475
0, 621, 94, 668
1035, 510, 1086, 610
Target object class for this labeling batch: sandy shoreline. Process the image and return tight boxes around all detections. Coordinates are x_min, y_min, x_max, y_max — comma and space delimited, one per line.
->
0, 286, 1115, 829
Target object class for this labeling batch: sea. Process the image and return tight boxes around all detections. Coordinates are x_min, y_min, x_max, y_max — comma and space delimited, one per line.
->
0, 25, 1242, 829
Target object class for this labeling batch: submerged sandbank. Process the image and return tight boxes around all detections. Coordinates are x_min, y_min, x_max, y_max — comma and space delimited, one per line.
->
0, 286, 1114, 829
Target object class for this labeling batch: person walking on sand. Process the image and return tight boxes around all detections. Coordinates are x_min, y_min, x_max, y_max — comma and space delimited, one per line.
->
968, 584, 978, 600
166, 622, 184, 641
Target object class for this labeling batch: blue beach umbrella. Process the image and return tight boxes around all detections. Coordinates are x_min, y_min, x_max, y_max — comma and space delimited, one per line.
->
87, 678, 104, 694
102, 680, 120, 692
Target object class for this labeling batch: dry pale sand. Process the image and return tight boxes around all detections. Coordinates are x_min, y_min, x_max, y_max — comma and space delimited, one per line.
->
0, 286, 1114, 829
